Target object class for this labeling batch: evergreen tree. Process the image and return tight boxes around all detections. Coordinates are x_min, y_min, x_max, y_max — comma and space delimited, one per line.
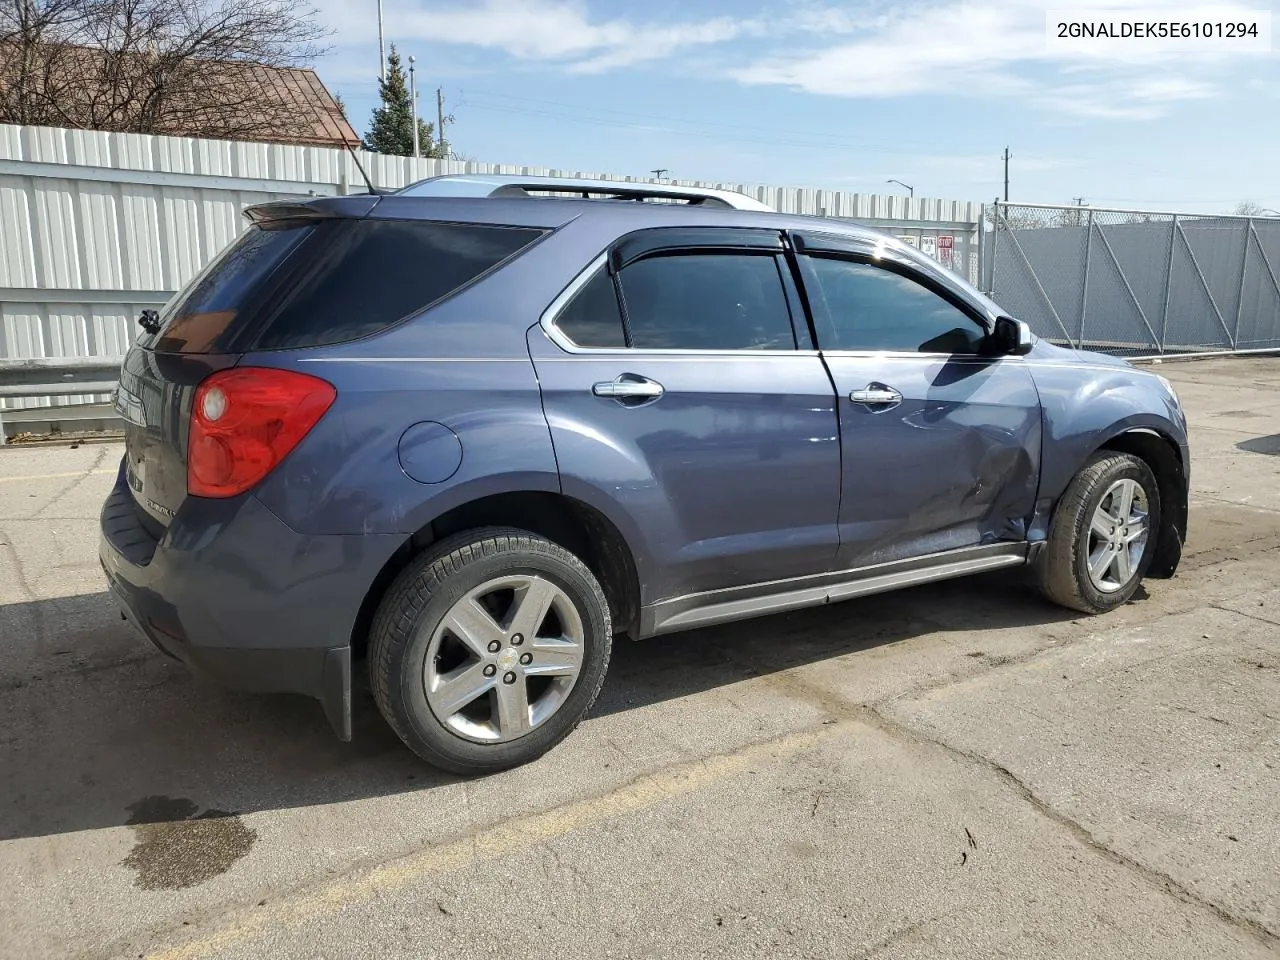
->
364, 45, 442, 157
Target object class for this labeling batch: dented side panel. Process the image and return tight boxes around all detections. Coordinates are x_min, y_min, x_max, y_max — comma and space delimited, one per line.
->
822, 354, 1043, 569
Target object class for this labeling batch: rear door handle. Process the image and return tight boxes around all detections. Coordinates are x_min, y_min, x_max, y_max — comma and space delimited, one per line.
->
592, 374, 665, 405
849, 385, 903, 406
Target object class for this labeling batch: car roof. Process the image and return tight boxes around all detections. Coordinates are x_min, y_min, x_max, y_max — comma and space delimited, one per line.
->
364, 191, 890, 242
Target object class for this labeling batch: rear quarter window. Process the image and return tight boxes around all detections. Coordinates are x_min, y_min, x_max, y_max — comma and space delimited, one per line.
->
152, 224, 310, 353
150, 219, 545, 353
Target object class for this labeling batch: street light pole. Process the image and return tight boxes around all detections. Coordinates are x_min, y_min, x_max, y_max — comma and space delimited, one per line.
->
377, 0, 385, 80
886, 179, 915, 199
409, 56, 419, 158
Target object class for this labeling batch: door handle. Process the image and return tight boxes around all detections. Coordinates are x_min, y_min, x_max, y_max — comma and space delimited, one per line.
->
593, 374, 665, 404
849, 385, 903, 406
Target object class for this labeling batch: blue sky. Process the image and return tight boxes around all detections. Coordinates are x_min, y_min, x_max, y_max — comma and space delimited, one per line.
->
313, 0, 1279, 213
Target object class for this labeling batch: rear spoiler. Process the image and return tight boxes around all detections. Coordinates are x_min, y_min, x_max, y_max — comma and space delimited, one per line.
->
243, 196, 381, 225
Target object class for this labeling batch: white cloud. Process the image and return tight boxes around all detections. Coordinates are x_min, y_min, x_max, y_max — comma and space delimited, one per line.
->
320, 0, 760, 72
731, 0, 1270, 119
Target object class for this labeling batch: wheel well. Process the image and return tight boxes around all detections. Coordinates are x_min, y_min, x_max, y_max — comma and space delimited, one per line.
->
349, 492, 642, 658
1098, 429, 1187, 578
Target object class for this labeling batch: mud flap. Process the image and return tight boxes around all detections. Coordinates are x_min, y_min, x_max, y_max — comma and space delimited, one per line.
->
321, 646, 353, 741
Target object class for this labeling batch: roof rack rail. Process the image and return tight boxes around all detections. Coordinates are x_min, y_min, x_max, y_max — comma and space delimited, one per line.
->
396, 174, 774, 212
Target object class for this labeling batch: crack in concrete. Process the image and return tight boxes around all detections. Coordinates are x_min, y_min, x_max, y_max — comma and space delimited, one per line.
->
0, 524, 46, 645
1209, 604, 1280, 629
1191, 495, 1280, 516
857, 704, 1280, 949
717, 577, 1280, 949
30, 446, 110, 519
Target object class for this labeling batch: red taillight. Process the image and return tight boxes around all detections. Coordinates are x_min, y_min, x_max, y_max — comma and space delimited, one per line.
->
188, 367, 336, 498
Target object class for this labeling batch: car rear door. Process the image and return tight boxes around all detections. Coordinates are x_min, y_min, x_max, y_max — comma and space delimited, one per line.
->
791, 231, 1042, 570
527, 227, 842, 604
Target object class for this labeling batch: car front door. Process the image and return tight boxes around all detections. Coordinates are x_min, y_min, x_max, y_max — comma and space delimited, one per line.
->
527, 227, 842, 605
792, 232, 1042, 570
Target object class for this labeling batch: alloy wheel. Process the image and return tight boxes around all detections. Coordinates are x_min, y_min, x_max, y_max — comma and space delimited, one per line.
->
1086, 478, 1150, 593
423, 575, 585, 743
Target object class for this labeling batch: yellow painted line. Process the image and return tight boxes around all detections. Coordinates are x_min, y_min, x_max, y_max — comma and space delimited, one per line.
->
0, 468, 115, 485
148, 721, 850, 960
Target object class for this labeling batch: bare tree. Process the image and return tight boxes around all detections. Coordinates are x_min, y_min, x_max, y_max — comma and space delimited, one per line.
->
1233, 201, 1266, 217
1, 0, 331, 142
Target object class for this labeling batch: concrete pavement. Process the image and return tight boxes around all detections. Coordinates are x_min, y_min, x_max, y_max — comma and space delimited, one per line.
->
1, 357, 1278, 959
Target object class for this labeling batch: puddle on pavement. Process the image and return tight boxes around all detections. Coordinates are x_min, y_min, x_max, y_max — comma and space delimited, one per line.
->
121, 795, 257, 890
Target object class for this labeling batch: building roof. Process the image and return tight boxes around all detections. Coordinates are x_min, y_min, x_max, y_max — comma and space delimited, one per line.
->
0, 42, 360, 149
232, 64, 361, 149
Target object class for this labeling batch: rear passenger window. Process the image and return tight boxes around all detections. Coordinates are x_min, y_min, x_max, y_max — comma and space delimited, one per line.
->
248, 220, 545, 351
152, 220, 545, 353
618, 253, 795, 351
556, 269, 626, 348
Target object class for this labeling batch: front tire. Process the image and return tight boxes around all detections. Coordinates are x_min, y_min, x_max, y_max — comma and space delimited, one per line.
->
369, 527, 612, 774
1038, 452, 1161, 614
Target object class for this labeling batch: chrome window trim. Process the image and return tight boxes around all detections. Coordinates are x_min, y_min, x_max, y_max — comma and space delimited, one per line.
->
820, 350, 1025, 363
539, 251, 1027, 362
540, 251, 809, 358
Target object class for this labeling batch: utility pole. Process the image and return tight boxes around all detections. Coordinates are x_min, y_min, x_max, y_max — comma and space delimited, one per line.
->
377, 0, 385, 80
409, 56, 419, 158
651, 168, 669, 180
1002, 147, 1011, 202
437, 88, 448, 156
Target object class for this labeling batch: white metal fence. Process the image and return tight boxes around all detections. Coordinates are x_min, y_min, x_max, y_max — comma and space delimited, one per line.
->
0, 121, 982, 411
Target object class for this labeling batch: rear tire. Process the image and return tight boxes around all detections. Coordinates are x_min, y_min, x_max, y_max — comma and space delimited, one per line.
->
1038, 452, 1161, 614
369, 527, 612, 775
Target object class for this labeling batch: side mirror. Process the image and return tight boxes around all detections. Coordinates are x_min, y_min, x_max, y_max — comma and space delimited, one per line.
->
991, 316, 1033, 356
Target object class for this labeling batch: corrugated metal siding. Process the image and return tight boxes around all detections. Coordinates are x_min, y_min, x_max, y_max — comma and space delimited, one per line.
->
1, 122, 982, 408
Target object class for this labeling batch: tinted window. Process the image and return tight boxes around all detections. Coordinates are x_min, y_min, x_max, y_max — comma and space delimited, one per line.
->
249, 220, 544, 350
620, 253, 795, 351
805, 257, 984, 354
556, 268, 626, 348
153, 220, 544, 353
153, 225, 310, 353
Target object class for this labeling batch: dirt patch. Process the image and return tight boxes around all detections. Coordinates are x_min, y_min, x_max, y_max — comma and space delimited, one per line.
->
121, 796, 256, 891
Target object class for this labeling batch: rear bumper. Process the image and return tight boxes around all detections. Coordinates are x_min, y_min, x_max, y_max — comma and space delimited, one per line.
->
99, 459, 400, 739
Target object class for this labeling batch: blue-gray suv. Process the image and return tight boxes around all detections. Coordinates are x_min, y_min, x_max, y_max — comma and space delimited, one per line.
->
100, 175, 1189, 773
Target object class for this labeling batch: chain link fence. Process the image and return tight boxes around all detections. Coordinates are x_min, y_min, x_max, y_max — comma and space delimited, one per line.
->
981, 202, 1280, 357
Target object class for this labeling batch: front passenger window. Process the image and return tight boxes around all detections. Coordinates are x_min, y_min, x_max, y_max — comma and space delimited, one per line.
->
805, 257, 985, 354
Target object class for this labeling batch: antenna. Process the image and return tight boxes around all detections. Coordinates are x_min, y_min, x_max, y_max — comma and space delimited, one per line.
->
343, 141, 382, 196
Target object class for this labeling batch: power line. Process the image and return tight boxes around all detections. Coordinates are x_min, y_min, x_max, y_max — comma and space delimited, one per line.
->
332, 83, 1255, 188
459, 99, 950, 157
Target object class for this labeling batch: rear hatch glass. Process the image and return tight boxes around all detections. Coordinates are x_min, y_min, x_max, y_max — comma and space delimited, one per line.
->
122, 216, 545, 526
142, 218, 546, 354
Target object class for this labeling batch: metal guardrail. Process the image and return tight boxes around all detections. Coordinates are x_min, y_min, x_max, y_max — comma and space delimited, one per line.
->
0, 357, 123, 443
